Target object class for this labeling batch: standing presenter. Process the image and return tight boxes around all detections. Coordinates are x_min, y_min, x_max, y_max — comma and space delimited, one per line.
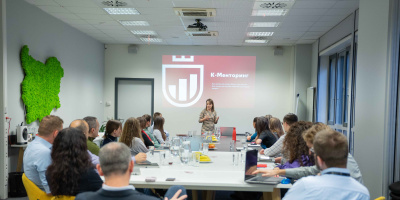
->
199, 98, 220, 134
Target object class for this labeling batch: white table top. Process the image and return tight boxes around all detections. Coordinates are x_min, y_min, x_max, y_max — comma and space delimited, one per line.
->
129, 151, 291, 191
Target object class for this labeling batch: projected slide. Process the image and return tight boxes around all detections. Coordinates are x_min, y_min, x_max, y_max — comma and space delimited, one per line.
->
162, 55, 256, 108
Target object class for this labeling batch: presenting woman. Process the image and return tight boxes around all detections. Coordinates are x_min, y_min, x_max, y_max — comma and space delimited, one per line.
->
199, 98, 219, 134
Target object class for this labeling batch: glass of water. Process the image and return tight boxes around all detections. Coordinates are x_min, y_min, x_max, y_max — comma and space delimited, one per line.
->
192, 153, 200, 167
202, 143, 209, 155
232, 152, 239, 166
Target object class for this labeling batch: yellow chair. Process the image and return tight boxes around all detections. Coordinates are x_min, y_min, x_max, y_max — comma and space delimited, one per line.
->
374, 197, 385, 200
51, 196, 75, 200
21, 173, 53, 200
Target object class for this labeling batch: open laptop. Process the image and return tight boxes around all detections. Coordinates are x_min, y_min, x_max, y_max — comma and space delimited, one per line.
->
220, 127, 234, 136
244, 149, 283, 184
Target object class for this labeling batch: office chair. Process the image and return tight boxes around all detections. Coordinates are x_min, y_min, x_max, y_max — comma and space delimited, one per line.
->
21, 173, 53, 200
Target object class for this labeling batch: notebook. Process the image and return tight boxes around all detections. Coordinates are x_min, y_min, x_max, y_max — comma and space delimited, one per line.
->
244, 149, 283, 184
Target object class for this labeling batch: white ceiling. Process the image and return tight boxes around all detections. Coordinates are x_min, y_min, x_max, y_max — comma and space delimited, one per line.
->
25, 0, 359, 46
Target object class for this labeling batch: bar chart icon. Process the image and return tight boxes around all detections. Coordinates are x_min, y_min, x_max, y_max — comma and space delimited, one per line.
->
162, 64, 204, 107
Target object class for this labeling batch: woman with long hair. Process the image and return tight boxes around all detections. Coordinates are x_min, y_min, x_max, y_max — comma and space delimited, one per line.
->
153, 116, 167, 144
246, 117, 258, 142
269, 117, 285, 138
278, 121, 314, 169
255, 116, 278, 148
199, 98, 219, 134
137, 116, 154, 148
101, 120, 122, 147
46, 128, 102, 196
119, 117, 149, 155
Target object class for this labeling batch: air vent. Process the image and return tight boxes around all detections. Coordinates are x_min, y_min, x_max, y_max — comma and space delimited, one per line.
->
253, 1, 294, 10
102, 1, 127, 7
185, 31, 218, 37
174, 8, 216, 17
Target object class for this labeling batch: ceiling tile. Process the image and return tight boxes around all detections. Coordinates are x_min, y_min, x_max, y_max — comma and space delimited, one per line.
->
60, 19, 89, 25
296, 39, 317, 44
51, 13, 81, 20
37, 5, 70, 13
325, 8, 354, 16
54, 0, 98, 7
313, 21, 339, 27
303, 31, 325, 37
64, 6, 105, 14
172, 1, 214, 8
92, 25, 127, 30
85, 20, 120, 26
212, 0, 253, 9
25, 0, 58, 6
282, 15, 319, 22
308, 26, 332, 32
76, 13, 113, 20
333, 1, 359, 9
132, 0, 173, 8
288, 8, 329, 16
318, 15, 346, 22
292, 1, 336, 9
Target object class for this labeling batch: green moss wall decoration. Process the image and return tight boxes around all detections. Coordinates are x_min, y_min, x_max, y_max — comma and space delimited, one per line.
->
20, 45, 64, 124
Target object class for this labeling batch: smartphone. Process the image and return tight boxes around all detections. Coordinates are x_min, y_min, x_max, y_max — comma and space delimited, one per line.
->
166, 178, 175, 181
145, 177, 156, 182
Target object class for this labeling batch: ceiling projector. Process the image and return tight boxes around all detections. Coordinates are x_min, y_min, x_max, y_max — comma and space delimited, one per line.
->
187, 19, 208, 32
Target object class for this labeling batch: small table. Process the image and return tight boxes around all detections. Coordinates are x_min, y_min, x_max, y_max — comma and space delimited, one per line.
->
11, 144, 28, 172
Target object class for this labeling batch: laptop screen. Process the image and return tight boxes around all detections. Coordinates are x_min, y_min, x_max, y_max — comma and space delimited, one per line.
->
220, 127, 234, 136
244, 149, 258, 180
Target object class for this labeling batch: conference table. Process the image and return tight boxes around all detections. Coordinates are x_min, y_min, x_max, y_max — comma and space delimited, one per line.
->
129, 135, 290, 200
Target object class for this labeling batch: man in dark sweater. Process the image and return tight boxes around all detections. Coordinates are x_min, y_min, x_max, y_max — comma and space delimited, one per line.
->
75, 142, 187, 200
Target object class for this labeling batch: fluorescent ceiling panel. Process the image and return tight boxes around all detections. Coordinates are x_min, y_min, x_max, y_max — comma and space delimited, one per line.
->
131, 30, 157, 35
103, 8, 140, 15
252, 9, 288, 16
247, 32, 274, 36
245, 39, 268, 43
119, 20, 150, 26
140, 38, 163, 43
249, 22, 280, 27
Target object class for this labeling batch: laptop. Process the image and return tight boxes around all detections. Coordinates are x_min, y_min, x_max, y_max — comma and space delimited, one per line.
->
220, 127, 234, 136
244, 149, 283, 184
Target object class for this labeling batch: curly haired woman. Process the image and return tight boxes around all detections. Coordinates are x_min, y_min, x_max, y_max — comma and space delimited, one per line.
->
277, 121, 314, 169
46, 128, 102, 196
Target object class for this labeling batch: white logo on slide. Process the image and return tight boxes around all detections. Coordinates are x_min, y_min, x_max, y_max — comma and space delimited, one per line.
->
162, 63, 203, 107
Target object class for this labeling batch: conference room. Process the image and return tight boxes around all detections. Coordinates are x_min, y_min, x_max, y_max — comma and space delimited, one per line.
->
0, 0, 399, 199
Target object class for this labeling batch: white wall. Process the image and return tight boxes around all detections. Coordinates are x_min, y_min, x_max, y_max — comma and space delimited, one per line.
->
294, 44, 312, 121
6, 0, 105, 171
105, 45, 295, 135
354, 0, 390, 198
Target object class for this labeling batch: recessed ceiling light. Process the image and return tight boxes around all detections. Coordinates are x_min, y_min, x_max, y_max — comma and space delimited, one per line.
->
119, 20, 149, 26
140, 38, 163, 43
252, 9, 288, 16
103, 8, 140, 15
131, 30, 157, 35
247, 32, 274, 37
249, 22, 280, 27
245, 40, 268, 43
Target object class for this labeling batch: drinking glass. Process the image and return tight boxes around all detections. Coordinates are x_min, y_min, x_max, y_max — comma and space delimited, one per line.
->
149, 146, 155, 157
192, 130, 197, 136
230, 140, 235, 152
159, 151, 166, 165
188, 131, 193, 137
179, 141, 191, 165
232, 153, 239, 166
192, 153, 200, 167
240, 149, 246, 163
202, 143, 209, 155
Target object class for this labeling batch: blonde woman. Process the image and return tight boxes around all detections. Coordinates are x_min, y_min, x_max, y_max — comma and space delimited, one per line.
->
269, 117, 285, 138
119, 117, 148, 156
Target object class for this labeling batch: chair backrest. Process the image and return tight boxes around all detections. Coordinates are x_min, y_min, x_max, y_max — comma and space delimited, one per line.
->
51, 195, 76, 200
21, 173, 53, 200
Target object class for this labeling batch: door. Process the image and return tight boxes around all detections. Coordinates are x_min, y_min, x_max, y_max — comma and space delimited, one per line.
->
115, 78, 154, 123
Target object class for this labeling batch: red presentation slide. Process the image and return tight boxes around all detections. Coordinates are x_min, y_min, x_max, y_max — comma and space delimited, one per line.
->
162, 55, 256, 108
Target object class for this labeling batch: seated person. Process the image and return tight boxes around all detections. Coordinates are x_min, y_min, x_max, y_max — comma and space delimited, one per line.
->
75, 142, 187, 200
153, 116, 167, 144
119, 117, 149, 156
246, 117, 258, 142
269, 117, 284, 138
101, 120, 122, 147
83, 116, 101, 156
260, 113, 298, 159
277, 121, 314, 169
253, 122, 364, 184
143, 114, 160, 148
282, 130, 369, 199
46, 128, 102, 196
137, 116, 154, 148
150, 112, 170, 140
23, 115, 63, 194
255, 116, 277, 149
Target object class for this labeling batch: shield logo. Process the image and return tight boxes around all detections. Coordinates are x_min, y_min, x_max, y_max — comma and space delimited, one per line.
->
162, 64, 204, 107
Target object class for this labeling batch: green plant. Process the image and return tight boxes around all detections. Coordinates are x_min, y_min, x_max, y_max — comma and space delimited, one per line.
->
20, 45, 64, 124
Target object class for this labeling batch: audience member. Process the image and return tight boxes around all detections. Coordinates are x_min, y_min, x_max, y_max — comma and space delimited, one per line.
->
277, 121, 314, 169
153, 116, 167, 144
254, 122, 364, 184
282, 130, 369, 199
75, 142, 187, 200
150, 112, 170, 140
119, 117, 149, 156
101, 120, 122, 147
260, 113, 298, 160
246, 117, 258, 142
269, 117, 284, 138
23, 115, 63, 194
46, 128, 102, 196
143, 114, 160, 148
137, 116, 154, 148
83, 116, 100, 156
255, 116, 277, 148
